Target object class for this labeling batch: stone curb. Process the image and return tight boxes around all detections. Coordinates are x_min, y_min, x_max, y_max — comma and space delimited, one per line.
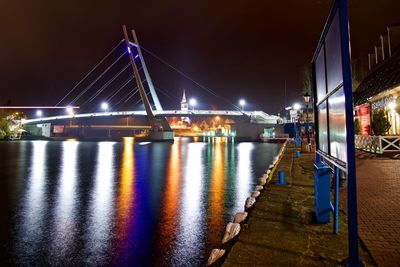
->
206, 141, 288, 266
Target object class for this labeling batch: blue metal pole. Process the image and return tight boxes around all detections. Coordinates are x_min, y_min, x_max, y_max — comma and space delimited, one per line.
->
334, 166, 340, 234
339, 0, 360, 265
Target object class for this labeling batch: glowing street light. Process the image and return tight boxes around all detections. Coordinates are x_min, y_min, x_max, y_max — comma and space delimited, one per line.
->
239, 99, 246, 111
36, 110, 43, 117
66, 106, 74, 115
293, 103, 301, 111
189, 98, 197, 111
101, 102, 109, 112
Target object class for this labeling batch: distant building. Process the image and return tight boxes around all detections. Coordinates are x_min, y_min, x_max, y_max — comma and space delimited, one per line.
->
354, 24, 400, 135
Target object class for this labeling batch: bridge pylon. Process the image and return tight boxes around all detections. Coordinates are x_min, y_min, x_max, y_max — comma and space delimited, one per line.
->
122, 25, 173, 141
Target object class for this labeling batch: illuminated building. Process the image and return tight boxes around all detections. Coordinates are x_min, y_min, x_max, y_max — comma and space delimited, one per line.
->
354, 24, 400, 135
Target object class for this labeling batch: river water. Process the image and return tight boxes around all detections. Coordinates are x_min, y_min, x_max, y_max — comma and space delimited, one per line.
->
0, 138, 280, 266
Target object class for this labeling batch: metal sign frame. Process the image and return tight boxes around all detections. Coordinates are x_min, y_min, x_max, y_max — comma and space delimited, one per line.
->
311, 0, 360, 265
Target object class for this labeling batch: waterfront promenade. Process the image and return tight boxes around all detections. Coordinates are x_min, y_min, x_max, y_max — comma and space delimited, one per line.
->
223, 145, 375, 266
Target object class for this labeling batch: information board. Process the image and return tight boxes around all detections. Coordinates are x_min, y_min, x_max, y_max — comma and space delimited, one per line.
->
312, 5, 347, 165
311, 0, 360, 264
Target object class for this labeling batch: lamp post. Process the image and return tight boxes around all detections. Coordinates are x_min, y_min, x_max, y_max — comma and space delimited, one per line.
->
36, 110, 43, 118
293, 103, 301, 139
303, 92, 311, 146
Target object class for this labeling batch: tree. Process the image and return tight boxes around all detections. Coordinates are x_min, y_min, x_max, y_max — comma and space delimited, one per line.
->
301, 65, 312, 95
371, 110, 391, 136
0, 111, 11, 139
0, 110, 20, 139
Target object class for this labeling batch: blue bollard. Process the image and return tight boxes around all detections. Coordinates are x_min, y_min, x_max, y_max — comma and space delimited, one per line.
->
294, 137, 301, 146
295, 151, 301, 158
275, 171, 287, 185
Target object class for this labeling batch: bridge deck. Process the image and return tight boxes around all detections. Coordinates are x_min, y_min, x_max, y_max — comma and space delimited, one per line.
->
22, 110, 281, 125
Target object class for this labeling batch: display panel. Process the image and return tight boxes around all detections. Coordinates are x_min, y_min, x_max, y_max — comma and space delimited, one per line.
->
358, 104, 371, 136
328, 87, 346, 163
318, 101, 329, 153
325, 10, 343, 93
315, 47, 327, 103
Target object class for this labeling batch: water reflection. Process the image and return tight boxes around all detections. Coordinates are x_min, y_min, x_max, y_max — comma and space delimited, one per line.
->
50, 140, 79, 263
85, 142, 115, 264
16, 141, 48, 261
174, 142, 206, 263
209, 139, 226, 244
115, 137, 135, 257
156, 137, 183, 265
235, 143, 254, 211
4, 139, 281, 266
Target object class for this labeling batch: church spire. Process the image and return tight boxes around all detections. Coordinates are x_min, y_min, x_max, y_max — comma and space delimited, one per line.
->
182, 89, 187, 103
181, 89, 188, 112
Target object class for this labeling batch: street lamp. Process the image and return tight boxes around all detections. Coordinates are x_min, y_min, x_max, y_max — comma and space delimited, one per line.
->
303, 92, 311, 147
189, 98, 197, 111
101, 102, 109, 112
293, 103, 301, 111
66, 106, 74, 115
36, 110, 43, 118
239, 99, 246, 111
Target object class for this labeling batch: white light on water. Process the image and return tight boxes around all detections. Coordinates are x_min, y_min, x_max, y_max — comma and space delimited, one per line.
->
86, 142, 115, 254
235, 142, 254, 210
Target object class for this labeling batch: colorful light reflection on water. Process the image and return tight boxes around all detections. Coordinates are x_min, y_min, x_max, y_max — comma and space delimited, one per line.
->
1, 138, 281, 266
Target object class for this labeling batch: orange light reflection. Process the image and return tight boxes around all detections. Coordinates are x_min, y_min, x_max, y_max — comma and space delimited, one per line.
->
209, 140, 225, 244
115, 137, 135, 243
156, 137, 182, 264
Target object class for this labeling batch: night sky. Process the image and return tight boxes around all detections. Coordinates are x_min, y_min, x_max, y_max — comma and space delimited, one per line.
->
1, 1, 399, 114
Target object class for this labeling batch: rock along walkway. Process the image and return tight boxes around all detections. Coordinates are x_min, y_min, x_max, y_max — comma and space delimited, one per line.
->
223, 145, 374, 266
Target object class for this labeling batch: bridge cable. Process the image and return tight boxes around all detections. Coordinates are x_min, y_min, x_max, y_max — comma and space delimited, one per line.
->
139, 45, 240, 110
55, 40, 124, 106
106, 75, 135, 102
153, 83, 179, 101
68, 51, 127, 105
111, 78, 147, 108
124, 88, 140, 103
134, 91, 151, 105
104, 66, 143, 101
124, 79, 147, 103
85, 62, 131, 104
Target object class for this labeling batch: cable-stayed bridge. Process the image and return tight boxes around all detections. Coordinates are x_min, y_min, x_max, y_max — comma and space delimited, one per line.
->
22, 25, 282, 141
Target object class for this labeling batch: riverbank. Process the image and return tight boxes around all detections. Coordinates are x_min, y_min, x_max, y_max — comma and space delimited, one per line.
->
222, 144, 375, 266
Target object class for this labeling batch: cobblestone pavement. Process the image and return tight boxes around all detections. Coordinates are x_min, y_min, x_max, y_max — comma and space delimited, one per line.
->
223, 146, 374, 266
353, 151, 400, 267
